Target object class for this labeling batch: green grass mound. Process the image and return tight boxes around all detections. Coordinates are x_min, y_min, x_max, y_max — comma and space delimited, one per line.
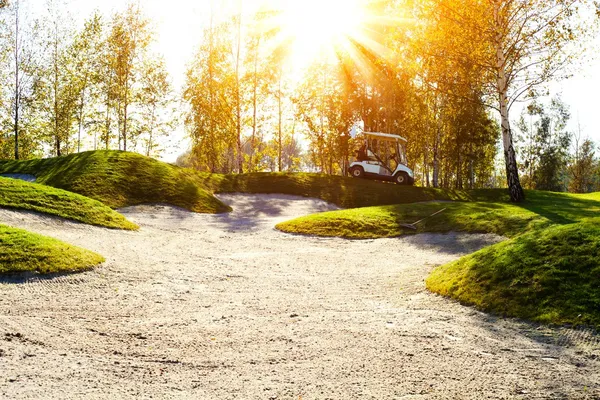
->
0, 151, 230, 213
202, 172, 486, 208
0, 177, 137, 230
0, 224, 104, 274
276, 201, 548, 239
426, 219, 600, 328
276, 190, 600, 239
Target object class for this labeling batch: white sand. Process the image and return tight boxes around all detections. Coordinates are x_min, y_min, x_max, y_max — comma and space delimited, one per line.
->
0, 193, 598, 399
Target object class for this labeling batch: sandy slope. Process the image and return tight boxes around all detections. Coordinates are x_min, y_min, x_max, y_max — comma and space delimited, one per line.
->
0, 194, 598, 399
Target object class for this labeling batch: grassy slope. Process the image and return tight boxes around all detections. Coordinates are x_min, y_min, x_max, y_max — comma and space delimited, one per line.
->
276, 187, 600, 327
426, 218, 600, 328
0, 224, 104, 274
202, 172, 478, 208
0, 177, 138, 230
0, 151, 230, 213
277, 190, 600, 239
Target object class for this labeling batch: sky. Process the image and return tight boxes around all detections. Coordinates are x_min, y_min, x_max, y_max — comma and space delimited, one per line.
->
24, 0, 600, 161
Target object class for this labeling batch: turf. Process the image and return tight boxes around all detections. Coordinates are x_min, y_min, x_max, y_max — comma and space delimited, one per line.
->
426, 218, 600, 328
276, 201, 549, 239
201, 172, 482, 208
0, 151, 230, 213
276, 190, 600, 239
0, 177, 138, 230
0, 224, 105, 274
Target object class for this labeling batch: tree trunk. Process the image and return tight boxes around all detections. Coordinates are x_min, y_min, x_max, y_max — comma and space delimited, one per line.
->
277, 73, 282, 172
77, 82, 87, 153
123, 102, 128, 152
494, 1, 525, 202
235, 7, 243, 173
432, 126, 440, 188
13, 0, 19, 160
146, 103, 156, 157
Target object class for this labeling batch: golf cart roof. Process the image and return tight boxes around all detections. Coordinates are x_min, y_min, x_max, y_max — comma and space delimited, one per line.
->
362, 132, 407, 142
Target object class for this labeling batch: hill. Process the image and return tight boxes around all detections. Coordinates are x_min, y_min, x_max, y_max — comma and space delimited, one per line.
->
276, 190, 600, 239
0, 224, 104, 275
426, 218, 600, 328
0, 177, 137, 230
0, 151, 230, 213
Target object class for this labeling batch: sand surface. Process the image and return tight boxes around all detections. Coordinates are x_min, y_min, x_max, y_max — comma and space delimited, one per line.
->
0, 193, 598, 399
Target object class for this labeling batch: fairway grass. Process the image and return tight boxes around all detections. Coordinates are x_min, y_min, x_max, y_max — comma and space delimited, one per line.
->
0, 224, 105, 275
0, 177, 138, 230
0, 151, 230, 214
276, 201, 549, 239
276, 190, 600, 239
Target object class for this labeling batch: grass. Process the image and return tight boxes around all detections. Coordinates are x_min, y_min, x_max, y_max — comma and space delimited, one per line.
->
200, 171, 486, 207
276, 201, 548, 239
276, 187, 600, 328
276, 190, 600, 239
426, 218, 600, 328
0, 177, 138, 230
0, 224, 105, 275
0, 150, 230, 213
2, 151, 598, 327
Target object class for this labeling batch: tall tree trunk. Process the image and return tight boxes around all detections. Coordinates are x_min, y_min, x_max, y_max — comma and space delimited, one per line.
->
13, 0, 19, 160
54, 24, 60, 157
123, 101, 128, 151
146, 103, 156, 157
77, 80, 87, 153
234, 5, 243, 173
250, 37, 260, 172
432, 125, 440, 188
277, 73, 282, 172
494, 2, 525, 202
456, 150, 462, 189
469, 142, 474, 189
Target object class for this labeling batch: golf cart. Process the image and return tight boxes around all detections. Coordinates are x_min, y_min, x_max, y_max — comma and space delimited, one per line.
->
349, 132, 414, 185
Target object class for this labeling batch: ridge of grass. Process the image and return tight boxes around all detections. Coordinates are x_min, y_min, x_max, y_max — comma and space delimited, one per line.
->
200, 172, 500, 208
276, 201, 549, 239
0, 224, 105, 275
0, 177, 138, 230
0, 151, 230, 213
426, 218, 600, 328
276, 190, 600, 239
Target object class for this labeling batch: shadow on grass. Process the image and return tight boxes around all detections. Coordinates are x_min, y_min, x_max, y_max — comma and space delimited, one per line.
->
519, 190, 600, 224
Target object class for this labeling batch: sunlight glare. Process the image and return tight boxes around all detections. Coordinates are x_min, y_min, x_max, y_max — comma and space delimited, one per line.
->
279, 0, 365, 66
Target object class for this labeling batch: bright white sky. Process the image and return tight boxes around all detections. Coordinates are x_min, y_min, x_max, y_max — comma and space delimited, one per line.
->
24, 0, 600, 161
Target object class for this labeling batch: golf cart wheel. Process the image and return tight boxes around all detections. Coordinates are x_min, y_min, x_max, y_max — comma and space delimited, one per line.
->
394, 172, 409, 185
350, 166, 365, 178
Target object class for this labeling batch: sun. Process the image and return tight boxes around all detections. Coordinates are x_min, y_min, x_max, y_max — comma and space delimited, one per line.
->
277, 0, 365, 66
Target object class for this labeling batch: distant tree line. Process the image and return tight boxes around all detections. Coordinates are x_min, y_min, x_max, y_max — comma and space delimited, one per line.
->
515, 96, 600, 193
0, 0, 598, 197
0, 0, 176, 159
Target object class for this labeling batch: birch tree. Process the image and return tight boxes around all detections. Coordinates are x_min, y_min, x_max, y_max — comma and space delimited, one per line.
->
108, 4, 151, 151
421, 0, 597, 201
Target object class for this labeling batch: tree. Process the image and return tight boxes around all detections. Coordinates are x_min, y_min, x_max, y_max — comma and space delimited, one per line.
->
40, 0, 79, 156
107, 4, 151, 151
2, 0, 42, 159
569, 136, 596, 193
69, 12, 104, 152
421, 0, 597, 201
184, 17, 236, 172
527, 97, 571, 191
137, 57, 177, 157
